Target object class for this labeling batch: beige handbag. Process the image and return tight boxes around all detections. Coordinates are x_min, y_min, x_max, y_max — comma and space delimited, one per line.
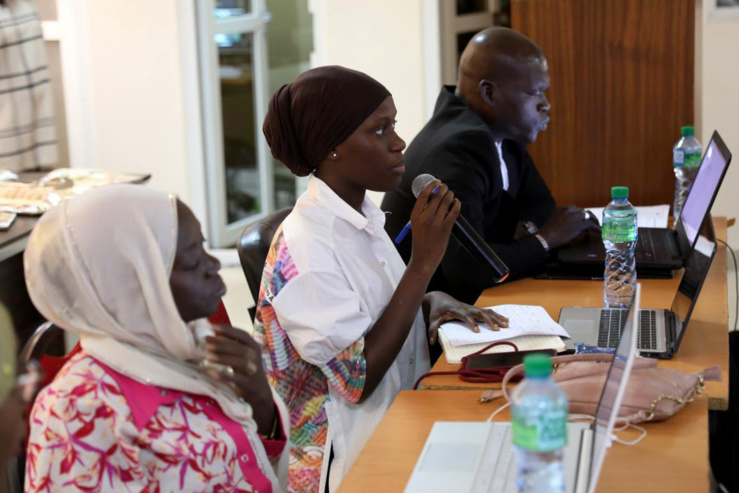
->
479, 353, 721, 423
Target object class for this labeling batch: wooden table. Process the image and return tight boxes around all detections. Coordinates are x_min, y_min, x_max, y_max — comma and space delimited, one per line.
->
421, 217, 730, 411
341, 218, 729, 492
339, 390, 709, 492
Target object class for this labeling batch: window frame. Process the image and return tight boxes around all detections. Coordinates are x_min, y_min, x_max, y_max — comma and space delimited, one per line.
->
197, 0, 274, 247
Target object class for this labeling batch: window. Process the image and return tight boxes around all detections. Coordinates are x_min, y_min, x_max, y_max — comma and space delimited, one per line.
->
198, 0, 312, 247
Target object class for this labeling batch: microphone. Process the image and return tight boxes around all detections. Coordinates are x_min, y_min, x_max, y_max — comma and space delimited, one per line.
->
411, 173, 509, 283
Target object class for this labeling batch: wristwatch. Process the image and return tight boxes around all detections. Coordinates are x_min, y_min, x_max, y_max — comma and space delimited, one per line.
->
534, 233, 550, 252
522, 221, 539, 235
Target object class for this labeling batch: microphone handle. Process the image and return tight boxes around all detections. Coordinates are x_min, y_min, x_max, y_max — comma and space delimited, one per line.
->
452, 215, 510, 283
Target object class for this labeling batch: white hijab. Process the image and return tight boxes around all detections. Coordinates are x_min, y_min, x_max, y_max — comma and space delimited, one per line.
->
24, 184, 288, 490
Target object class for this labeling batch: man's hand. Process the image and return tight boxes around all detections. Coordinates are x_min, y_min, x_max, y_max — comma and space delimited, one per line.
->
538, 205, 601, 250
423, 292, 509, 345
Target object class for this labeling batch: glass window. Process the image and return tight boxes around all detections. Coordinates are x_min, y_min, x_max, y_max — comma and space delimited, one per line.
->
215, 0, 251, 19
217, 32, 260, 223
493, 0, 511, 27
200, 0, 314, 246
457, 31, 477, 65
456, 0, 488, 15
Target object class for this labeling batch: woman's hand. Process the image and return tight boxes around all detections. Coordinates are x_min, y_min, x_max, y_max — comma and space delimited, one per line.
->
408, 181, 461, 278
205, 325, 277, 436
423, 291, 510, 345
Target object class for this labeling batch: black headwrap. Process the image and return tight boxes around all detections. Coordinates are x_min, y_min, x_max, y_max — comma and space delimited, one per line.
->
263, 65, 391, 176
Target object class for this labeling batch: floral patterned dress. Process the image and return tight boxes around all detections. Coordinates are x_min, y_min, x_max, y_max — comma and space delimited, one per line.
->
25, 351, 285, 493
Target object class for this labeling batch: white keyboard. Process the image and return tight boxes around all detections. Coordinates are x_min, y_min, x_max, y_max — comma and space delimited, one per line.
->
471, 424, 517, 493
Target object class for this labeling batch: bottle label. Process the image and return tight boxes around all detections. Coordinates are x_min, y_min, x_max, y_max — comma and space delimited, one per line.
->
512, 409, 568, 451
684, 151, 701, 169
673, 149, 685, 167
602, 221, 637, 242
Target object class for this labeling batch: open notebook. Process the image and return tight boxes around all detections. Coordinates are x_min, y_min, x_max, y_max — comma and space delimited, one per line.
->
438, 305, 568, 364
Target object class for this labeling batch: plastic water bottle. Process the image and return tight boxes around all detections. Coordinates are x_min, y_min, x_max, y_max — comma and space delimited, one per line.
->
673, 126, 702, 220
602, 186, 638, 309
512, 354, 568, 493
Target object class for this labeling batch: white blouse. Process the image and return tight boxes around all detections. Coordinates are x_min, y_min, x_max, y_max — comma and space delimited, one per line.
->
260, 175, 431, 491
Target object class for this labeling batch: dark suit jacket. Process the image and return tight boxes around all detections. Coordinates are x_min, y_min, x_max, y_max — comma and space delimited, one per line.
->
382, 86, 556, 303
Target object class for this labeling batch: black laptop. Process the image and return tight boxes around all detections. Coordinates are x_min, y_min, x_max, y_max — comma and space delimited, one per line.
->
556, 131, 731, 274
558, 215, 717, 359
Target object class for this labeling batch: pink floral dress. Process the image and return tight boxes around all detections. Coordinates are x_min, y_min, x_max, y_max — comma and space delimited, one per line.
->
25, 351, 285, 492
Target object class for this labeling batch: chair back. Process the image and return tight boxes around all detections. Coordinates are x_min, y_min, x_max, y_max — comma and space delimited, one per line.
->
19, 321, 61, 366
236, 208, 292, 320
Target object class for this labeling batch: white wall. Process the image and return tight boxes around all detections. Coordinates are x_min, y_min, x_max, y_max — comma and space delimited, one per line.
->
70, 0, 200, 214
697, 1, 739, 330
312, 0, 430, 204
698, 1, 739, 247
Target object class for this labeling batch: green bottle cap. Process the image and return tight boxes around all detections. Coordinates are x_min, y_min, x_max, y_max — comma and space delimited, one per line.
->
681, 126, 695, 137
523, 353, 552, 377
611, 186, 629, 198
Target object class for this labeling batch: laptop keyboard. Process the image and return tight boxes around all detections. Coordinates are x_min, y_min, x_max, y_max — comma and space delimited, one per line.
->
473, 425, 517, 493
466, 423, 591, 493
639, 310, 658, 350
598, 309, 658, 350
635, 231, 657, 259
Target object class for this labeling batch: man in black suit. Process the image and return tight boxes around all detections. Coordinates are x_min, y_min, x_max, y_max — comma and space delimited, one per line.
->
382, 27, 598, 303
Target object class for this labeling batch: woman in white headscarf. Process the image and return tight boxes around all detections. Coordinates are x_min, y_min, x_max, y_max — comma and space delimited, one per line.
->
23, 184, 289, 492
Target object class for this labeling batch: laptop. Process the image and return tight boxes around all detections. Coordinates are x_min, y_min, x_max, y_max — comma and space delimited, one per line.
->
557, 130, 731, 273
405, 287, 640, 493
558, 217, 716, 358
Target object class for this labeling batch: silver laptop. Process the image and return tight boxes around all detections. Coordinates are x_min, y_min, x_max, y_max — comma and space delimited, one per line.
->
405, 286, 640, 493
558, 219, 716, 359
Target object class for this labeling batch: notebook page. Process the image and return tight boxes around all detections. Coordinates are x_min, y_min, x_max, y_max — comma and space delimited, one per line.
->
439, 332, 566, 365
439, 305, 569, 347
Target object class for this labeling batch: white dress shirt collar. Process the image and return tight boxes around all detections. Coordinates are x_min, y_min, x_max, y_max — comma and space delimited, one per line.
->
307, 175, 387, 234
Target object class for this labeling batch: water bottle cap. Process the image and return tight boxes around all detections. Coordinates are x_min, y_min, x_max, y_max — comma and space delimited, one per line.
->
681, 126, 695, 137
523, 353, 552, 377
611, 186, 629, 198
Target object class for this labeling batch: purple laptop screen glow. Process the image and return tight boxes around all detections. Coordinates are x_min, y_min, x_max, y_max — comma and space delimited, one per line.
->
680, 140, 726, 246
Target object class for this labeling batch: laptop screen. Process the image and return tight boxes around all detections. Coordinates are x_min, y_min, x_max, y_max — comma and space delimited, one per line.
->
676, 133, 731, 254
671, 219, 717, 346
587, 286, 639, 493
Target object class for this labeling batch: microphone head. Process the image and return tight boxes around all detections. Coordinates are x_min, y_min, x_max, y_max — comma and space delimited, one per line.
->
411, 173, 436, 198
